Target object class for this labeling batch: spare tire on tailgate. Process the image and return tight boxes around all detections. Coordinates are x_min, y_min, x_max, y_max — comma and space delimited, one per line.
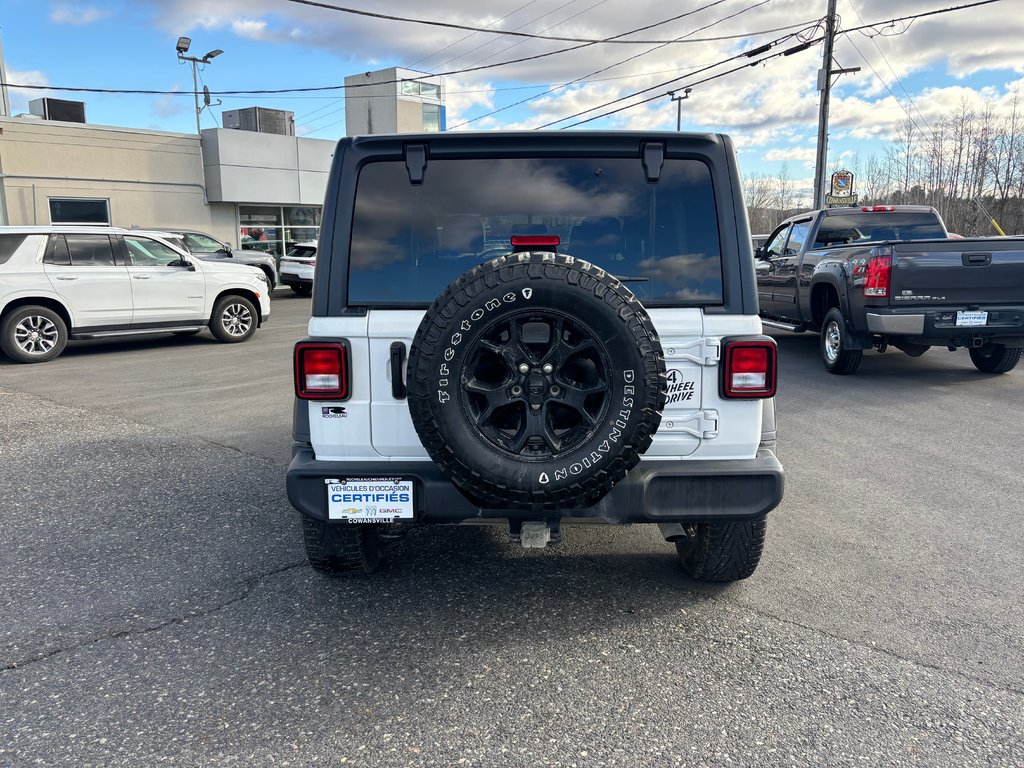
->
407, 252, 666, 509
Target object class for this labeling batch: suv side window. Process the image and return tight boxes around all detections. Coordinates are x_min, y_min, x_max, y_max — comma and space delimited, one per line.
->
0, 234, 28, 265
124, 236, 184, 267
66, 234, 116, 266
764, 225, 790, 258
183, 233, 224, 253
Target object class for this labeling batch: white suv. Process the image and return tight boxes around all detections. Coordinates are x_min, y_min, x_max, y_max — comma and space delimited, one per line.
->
0, 226, 270, 363
286, 132, 783, 582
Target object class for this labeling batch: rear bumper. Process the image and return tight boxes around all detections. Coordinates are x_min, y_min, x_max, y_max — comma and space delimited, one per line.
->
286, 446, 785, 524
861, 306, 1024, 347
280, 274, 313, 288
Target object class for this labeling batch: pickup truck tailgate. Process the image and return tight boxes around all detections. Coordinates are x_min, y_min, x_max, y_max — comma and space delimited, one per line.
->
891, 238, 1024, 305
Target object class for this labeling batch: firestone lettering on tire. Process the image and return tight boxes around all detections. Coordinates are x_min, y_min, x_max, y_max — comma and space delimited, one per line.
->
434, 284, 534, 407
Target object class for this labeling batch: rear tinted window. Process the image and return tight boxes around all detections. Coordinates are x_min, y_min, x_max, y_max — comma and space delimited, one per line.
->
0, 235, 27, 265
815, 211, 947, 246
286, 246, 316, 260
348, 157, 723, 306
66, 234, 116, 266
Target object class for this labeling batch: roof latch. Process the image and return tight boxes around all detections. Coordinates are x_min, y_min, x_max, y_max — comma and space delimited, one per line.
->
405, 144, 428, 185
641, 141, 665, 183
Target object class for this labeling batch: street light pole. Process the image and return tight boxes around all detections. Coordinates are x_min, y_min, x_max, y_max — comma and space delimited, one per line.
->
668, 88, 692, 131
175, 36, 223, 134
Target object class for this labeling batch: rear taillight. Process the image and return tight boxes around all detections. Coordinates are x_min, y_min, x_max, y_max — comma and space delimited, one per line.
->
863, 255, 892, 298
722, 339, 777, 399
294, 341, 349, 400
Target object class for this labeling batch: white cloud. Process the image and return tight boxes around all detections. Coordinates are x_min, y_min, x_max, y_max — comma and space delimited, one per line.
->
49, 2, 109, 26
4, 69, 49, 113
231, 18, 269, 40
153, 84, 187, 119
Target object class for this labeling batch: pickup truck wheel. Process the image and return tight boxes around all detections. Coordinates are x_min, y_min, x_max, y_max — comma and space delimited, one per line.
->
209, 295, 258, 343
1, 306, 68, 363
675, 515, 767, 582
969, 344, 1022, 374
302, 518, 381, 575
408, 252, 667, 510
820, 308, 862, 375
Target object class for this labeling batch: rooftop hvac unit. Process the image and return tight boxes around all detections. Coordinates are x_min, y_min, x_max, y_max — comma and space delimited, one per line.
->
222, 107, 295, 136
28, 98, 87, 123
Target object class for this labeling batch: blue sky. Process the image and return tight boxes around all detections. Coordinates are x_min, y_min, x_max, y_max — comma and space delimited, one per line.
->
2, 0, 1022, 200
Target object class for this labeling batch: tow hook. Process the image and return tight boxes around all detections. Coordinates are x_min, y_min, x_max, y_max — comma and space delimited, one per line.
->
510, 520, 560, 548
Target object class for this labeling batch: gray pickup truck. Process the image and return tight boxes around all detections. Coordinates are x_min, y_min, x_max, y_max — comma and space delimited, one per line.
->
756, 205, 1024, 374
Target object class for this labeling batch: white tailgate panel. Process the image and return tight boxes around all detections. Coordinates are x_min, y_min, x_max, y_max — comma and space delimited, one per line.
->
306, 314, 381, 461
644, 309, 705, 457
367, 310, 429, 458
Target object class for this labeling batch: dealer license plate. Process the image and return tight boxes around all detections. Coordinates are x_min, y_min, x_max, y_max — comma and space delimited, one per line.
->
326, 478, 415, 522
956, 310, 988, 327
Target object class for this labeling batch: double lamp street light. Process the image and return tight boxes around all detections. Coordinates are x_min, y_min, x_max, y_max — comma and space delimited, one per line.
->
176, 36, 223, 134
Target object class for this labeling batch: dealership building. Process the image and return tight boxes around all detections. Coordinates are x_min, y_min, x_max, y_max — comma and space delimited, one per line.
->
0, 67, 445, 257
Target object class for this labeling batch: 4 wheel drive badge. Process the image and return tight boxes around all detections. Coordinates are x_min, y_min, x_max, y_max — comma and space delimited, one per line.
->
522, 288, 533, 299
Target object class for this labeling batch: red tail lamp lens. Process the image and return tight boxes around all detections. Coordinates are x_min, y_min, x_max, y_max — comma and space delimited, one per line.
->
723, 341, 777, 398
294, 342, 349, 400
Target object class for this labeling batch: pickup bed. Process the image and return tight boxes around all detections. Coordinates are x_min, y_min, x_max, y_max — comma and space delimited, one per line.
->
756, 205, 1024, 374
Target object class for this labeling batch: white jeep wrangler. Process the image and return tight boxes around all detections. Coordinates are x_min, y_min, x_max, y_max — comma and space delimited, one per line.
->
287, 132, 783, 582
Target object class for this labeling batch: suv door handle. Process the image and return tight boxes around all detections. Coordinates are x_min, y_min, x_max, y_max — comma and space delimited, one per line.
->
132, 274, 153, 280
54, 276, 78, 281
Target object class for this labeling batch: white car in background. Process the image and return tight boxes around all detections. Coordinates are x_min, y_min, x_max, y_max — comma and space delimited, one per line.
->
0, 226, 270, 363
278, 242, 316, 295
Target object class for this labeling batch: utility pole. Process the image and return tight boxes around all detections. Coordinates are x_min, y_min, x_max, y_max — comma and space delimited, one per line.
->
812, 0, 838, 209
668, 88, 692, 131
176, 36, 223, 134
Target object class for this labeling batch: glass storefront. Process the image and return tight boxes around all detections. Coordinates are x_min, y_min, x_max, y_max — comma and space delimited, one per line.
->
239, 205, 321, 259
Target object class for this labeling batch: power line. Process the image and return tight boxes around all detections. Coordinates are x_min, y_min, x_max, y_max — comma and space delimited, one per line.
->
845, 0, 932, 132
2, 0, 1002, 100
405, 0, 546, 70
434, 0, 605, 72
451, 0, 765, 130
285, 0, 823, 44
534, 0, 1003, 130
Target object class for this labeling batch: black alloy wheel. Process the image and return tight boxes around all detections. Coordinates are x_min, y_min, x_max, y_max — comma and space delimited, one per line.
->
461, 311, 611, 459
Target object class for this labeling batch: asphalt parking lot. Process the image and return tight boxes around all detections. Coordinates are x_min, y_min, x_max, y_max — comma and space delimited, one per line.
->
2, 290, 1022, 767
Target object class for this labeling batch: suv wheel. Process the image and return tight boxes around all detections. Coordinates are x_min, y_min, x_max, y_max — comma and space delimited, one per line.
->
209, 295, 257, 343
1, 306, 68, 363
408, 252, 666, 509
302, 518, 382, 575
969, 343, 1021, 373
675, 515, 767, 582
820, 308, 862, 375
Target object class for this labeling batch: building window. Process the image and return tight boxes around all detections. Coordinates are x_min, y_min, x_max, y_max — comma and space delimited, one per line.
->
422, 103, 440, 132
239, 205, 321, 259
49, 198, 110, 225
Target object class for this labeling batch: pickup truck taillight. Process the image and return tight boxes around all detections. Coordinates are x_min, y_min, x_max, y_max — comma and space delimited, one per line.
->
863, 255, 892, 298
721, 338, 777, 399
294, 341, 350, 400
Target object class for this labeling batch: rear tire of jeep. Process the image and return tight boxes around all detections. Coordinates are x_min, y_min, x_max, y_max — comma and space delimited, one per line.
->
407, 252, 666, 510
820, 308, 862, 375
675, 515, 767, 582
969, 344, 1021, 374
302, 518, 382, 575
